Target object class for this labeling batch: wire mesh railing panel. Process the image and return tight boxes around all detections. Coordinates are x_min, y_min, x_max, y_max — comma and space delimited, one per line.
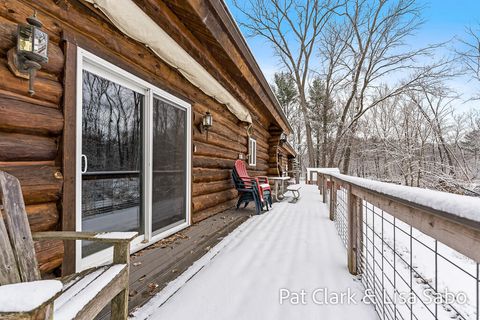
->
334, 186, 348, 248
358, 199, 480, 320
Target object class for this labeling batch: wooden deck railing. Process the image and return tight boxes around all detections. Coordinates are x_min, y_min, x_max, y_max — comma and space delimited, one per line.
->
317, 170, 480, 320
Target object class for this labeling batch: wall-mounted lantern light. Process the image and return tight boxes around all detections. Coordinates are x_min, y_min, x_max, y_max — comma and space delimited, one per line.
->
198, 111, 213, 139
280, 132, 287, 144
7, 10, 49, 96
238, 153, 245, 160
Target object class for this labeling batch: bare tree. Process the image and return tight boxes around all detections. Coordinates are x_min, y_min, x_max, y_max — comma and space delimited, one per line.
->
232, 0, 342, 166
457, 25, 480, 99
314, 21, 351, 166
322, 0, 450, 173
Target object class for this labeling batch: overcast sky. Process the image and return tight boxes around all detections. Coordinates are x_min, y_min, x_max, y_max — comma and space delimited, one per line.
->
226, 0, 480, 113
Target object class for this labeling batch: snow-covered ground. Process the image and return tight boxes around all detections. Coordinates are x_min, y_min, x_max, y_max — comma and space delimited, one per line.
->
132, 184, 378, 320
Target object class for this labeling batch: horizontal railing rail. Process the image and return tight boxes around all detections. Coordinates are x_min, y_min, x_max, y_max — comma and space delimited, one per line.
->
317, 170, 480, 320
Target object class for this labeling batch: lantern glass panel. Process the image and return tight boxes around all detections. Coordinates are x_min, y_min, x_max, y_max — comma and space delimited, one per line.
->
17, 25, 33, 52
33, 28, 48, 60
203, 114, 212, 127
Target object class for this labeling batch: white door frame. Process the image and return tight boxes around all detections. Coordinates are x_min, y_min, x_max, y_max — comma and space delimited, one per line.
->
76, 48, 191, 271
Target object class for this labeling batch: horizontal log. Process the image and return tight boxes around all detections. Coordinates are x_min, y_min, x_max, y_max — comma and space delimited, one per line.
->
192, 179, 234, 197
194, 130, 247, 154
0, 16, 64, 75
194, 141, 239, 160
256, 149, 269, 161
267, 168, 279, 176
26, 202, 59, 232
34, 239, 64, 274
0, 88, 59, 109
192, 198, 237, 223
255, 139, 269, 153
249, 167, 270, 175
0, 160, 55, 167
0, 165, 62, 204
194, 104, 247, 138
0, 61, 62, 105
192, 121, 247, 149
193, 156, 235, 170
193, 168, 231, 183
268, 155, 278, 163
0, 96, 63, 135
193, 189, 238, 212
252, 121, 270, 140
268, 137, 281, 144
0, 132, 57, 161
193, 155, 269, 173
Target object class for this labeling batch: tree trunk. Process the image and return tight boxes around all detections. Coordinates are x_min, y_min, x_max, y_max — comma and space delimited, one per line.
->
298, 90, 315, 166
321, 97, 328, 167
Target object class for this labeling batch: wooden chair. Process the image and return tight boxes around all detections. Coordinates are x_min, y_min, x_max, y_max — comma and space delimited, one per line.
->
0, 171, 136, 320
232, 168, 263, 214
233, 160, 272, 211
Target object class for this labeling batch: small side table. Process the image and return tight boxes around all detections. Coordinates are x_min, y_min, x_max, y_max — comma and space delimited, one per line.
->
268, 176, 291, 201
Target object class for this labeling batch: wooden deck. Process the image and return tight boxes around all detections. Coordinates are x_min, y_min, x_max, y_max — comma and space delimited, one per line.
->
97, 206, 254, 319
129, 184, 379, 320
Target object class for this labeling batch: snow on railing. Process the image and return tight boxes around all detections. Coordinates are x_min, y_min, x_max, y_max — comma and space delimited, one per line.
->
317, 170, 480, 320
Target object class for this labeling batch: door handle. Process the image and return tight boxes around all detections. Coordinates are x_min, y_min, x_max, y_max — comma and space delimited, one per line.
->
81, 154, 88, 174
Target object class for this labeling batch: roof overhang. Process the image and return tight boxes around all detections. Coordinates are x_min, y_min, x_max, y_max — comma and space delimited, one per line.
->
163, 0, 293, 134
84, 0, 253, 124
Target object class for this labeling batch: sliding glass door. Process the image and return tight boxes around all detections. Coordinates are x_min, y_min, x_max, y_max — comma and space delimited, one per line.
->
77, 49, 191, 270
152, 97, 187, 234
80, 70, 144, 258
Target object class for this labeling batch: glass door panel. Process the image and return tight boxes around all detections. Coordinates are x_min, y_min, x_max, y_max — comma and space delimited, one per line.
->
152, 97, 187, 234
81, 70, 144, 257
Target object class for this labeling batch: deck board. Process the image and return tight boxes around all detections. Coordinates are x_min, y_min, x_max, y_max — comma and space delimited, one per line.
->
96, 206, 254, 319
130, 184, 379, 320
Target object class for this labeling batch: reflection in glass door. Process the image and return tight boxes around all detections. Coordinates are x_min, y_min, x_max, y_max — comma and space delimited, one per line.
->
77, 49, 191, 269
151, 97, 187, 234
81, 70, 144, 257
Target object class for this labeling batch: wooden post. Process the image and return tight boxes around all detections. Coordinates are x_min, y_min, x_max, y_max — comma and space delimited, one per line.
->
348, 184, 361, 275
356, 195, 363, 275
111, 242, 130, 319
329, 177, 335, 221
322, 175, 327, 203
61, 34, 77, 276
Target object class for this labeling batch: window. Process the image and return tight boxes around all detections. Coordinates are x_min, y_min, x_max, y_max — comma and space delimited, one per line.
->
248, 138, 257, 166
76, 48, 191, 270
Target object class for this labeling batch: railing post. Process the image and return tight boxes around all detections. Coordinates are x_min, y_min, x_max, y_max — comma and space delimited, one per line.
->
329, 177, 336, 221
322, 175, 327, 203
348, 184, 361, 275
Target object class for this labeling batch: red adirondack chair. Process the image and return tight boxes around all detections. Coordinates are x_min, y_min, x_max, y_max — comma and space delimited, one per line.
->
234, 160, 272, 207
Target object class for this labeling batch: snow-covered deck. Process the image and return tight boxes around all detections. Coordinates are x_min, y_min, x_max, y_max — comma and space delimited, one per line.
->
132, 184, 378, 320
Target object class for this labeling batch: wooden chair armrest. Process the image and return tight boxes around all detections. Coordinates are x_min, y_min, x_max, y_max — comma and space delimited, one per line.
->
32, 231, 138, 243
0, 280, 62, 317
33, 231, 135, 265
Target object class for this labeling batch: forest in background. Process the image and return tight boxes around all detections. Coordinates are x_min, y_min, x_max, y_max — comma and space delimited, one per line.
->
232, 0, 480, 195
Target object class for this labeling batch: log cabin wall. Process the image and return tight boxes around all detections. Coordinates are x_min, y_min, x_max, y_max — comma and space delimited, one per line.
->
0, 3, 65, 275
0, 0, 288, 275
